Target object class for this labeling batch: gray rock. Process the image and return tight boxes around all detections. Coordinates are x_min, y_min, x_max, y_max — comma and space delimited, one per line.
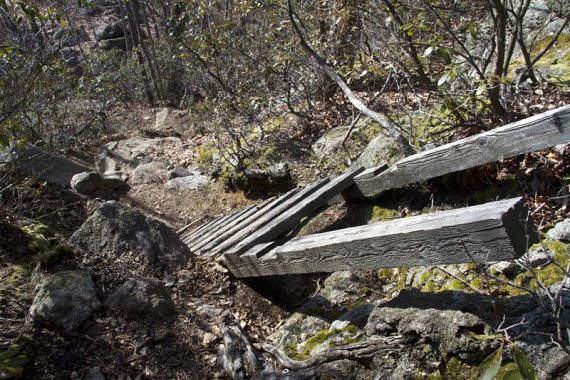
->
30, 271, 101, 332
53, 27, 89, 47
166, 173, 209, 191
167, 166, 191, 179
491, 247, 551, 276
104, 137, 181, 170
312, 126, 352, 159
355, 133, 406, 169
548, 219, 570, 241
365, 307, 497, 363
95, 21, 124, 41
154, 108, 196, 138
70, 171, 129, 194
94, 153, 117, 174
100, 36, 129, 51
105, 278, 176, 320
10, 146, 90, 187
131, 161, 168, 185
59, 47, 80, 66
71, 172, 104, 194
68, 201, 192, 268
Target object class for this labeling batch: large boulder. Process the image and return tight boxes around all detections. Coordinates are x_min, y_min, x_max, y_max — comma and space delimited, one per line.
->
68, 201, 193, 268
30, 271, 101, 332
105, 278, 176, 320
8, 146, 90, 187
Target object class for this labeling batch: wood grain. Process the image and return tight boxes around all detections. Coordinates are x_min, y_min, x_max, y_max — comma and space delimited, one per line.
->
221, 166, 365, 265
212, 179, 330, 259
226, 197, 538, 277
355, 105, 570, 198
199, 189, 300, 256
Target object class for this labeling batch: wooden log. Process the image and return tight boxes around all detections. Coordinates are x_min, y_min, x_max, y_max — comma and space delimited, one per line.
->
355, 105, 570, 198
226, 197, 537, 277
200, 189, 300, 256
181, 217, 219, 243
210, 179, 330, 258
188, 204, 259, 251
221, 166, 365, 265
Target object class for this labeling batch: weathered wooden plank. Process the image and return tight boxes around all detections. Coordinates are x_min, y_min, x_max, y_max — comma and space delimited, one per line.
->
226, 197, 538, 277
183, 213, 233, 245
181, 217, 220, 243
212, 179, 331, 258
355, 105, 570, 198
221, 166, 365, 265
177, 216, 207, 235
188, 204, 259, 251
191, 196, 277, 253
200, 189, 301, 256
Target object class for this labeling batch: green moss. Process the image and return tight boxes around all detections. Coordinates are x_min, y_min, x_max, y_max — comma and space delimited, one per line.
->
0, 335, 32, 379
444, 356, 474, 379
470, 278, 483, 290
370, 206, 398, 223
422, 278, 436, 292
196, 144, 216, 167
297, 330, 332, 360
21, 224, 51, 253
38, 244, 74, 268
441, 279, 466, 291
420, 271, 431, 283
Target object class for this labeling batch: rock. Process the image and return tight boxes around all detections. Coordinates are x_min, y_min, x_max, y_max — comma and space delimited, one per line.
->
548, 219, 570, 241
53, 27, 89, 47
70, 171, 129, 194
312, 126, 352, 159
355, 133, 406, 169
154, 107, 196, 137
95, 21, 125, 41
95, 153, 117, 174
105, 278, 176, 320
365, 306, 497, 363
131, 161, 168, 185
166, 172, 209, 191
167, 166, 191, 179
85, 367, 105, 380
100, 37, 129, 51
68, 201, 193, 269
491, 247, 551, 276
103, 137, 181, 170
242, 163, 293, 193
30, 271, 101, 332
9, 146, 90, 187
71, 172, 103, 193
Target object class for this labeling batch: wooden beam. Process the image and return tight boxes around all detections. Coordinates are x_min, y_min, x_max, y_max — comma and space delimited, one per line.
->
355, 105, 570, 198
200, 189, 300, 256
211, 179, 331, 257
187, 204, 258, 251
181, 217, 219, 243
191, 196, 277, 253
221, 166, 365, 265
182, 213, 231, 245
226, 197, 537, 277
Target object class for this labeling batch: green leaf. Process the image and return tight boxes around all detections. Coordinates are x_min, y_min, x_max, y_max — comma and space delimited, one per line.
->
477, 346, 503, 380
502, 368, 523, 380
513, 345, 537, 380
